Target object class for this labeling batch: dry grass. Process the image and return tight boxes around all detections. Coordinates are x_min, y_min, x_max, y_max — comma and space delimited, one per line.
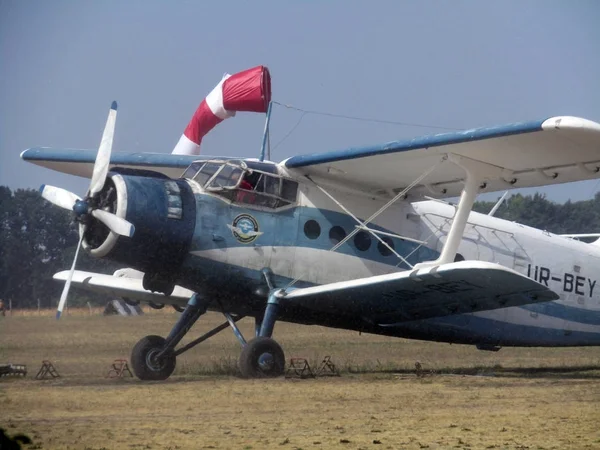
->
1, 310, 599, 449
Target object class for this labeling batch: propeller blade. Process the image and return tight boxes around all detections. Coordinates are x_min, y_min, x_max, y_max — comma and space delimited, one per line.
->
91, 209, 135, 237
89, 101, 118, 197
56, 231, 84, 319
40, 185, 82, 210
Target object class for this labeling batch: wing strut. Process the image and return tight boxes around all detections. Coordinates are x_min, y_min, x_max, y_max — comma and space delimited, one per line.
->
285, 157, 445, 290
307, 177, 414, 268
415, 154, 503, 268
488, 191, 509, 216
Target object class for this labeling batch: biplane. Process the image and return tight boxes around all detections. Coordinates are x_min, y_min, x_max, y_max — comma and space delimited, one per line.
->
21, 66, 600, 380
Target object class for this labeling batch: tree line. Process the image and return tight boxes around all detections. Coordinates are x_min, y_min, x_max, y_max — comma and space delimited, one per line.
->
2, 186, 600, 309
0, 186, 121, 309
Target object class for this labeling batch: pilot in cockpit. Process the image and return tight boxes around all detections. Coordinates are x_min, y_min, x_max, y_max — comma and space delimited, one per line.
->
231, 170, 256, 203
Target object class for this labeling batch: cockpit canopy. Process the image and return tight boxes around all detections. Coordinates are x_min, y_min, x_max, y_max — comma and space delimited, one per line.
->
182, 159, 298, 209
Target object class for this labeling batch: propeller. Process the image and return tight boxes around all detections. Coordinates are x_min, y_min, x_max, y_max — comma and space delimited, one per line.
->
39, 101, 135, 319
56, 230, 84, 319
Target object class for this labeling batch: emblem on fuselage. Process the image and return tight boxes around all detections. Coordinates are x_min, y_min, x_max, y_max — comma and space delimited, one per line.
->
228, 214, 263, 244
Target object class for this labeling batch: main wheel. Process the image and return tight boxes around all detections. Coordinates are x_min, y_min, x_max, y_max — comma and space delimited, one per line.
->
131, 335, 176, 381
238, 337, 285, 378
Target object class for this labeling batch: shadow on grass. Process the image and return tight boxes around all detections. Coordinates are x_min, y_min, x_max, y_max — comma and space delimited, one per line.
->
6, 362, 600, 387
349, 364, 600, 379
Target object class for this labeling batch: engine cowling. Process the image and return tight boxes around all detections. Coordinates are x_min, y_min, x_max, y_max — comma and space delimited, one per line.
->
82, 172, 196, 290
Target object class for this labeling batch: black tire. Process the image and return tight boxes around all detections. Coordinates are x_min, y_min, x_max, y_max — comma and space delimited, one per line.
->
238, 337, 285, 379
148, 302, 165, 310
131, 335, 176, 381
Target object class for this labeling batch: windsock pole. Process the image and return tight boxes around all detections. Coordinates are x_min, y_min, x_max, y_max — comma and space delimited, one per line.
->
259, 101, 273, 162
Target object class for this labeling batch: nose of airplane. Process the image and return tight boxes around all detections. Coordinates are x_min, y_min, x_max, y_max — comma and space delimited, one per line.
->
81, 173, 196, 280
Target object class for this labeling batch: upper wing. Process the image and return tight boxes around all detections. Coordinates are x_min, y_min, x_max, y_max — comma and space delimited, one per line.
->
20, 148, 204, 179
53, 270, 192, 306
283, 261, 558, 325
283, 116, 600, 197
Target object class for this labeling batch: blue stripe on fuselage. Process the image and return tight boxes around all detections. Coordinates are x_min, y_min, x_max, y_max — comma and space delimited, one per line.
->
398, 313, 600, 347
192, 194, 438, 268
521, 302, 600, 326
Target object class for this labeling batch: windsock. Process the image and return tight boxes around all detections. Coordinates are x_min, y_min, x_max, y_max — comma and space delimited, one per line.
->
172, 65, 271, 155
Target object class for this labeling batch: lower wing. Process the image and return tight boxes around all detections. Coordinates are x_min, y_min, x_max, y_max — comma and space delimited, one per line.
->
56, 262, 558, 324
53, 270, 192, 307
283, 261, 558, 325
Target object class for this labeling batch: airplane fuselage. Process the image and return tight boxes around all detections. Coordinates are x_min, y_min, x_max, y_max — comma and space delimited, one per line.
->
170, 175, 600, 348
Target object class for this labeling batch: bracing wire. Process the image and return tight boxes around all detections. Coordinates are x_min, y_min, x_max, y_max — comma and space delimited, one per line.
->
270, 101, 460, 153
272, 111, 308, 151
272, 101, 460, 130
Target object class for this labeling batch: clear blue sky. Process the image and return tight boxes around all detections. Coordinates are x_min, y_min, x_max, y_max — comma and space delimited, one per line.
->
1, 0, 599, 202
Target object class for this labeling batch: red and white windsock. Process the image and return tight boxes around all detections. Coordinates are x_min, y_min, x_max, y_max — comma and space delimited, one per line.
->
172, 65, 272, 155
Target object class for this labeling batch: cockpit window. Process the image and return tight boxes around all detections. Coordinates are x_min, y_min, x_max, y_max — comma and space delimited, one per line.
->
206, 164, 243, 189
234, 172, 297, 209
182, 162, 203, 179
281, 179, 298, 202
265, 176, 280, 196
182, 160, 299, 209
194, 162, 220, 186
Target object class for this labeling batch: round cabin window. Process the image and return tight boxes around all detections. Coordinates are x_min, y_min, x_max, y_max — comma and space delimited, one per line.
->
303, 220, 321, 240
354, 231, 372, 251
377, 236, 395, 256
329, 226, 347, 245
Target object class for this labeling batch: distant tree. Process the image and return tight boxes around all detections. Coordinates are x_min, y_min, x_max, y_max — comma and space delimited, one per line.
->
474, 192, 600, 236
0, 187, 121, 309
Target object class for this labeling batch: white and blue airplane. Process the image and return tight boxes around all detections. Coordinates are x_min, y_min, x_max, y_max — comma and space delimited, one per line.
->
21, 102, 600, 380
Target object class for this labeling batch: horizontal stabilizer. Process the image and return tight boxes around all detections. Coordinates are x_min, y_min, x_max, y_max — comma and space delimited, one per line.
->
53, 270, 192, 306
284, 261, 558, 325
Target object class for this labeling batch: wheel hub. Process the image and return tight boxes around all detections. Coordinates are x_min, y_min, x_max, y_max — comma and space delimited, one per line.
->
146, 348, 167, 372
257, 352, 275, 372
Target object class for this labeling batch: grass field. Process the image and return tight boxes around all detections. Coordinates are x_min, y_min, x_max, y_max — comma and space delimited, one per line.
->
1, 309, 599, 449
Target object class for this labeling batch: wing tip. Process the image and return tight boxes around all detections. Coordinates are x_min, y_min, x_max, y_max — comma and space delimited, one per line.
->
541, 116, 600, 132
53, 270, 70, 280
20, 148, 33, 160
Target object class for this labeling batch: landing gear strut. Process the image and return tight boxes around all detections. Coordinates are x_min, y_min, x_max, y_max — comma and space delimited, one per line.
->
238, 289, 285, 378
130, 288, 286, 381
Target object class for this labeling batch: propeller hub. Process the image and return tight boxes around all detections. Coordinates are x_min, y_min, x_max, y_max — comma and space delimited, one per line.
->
73, 199, 89, 217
